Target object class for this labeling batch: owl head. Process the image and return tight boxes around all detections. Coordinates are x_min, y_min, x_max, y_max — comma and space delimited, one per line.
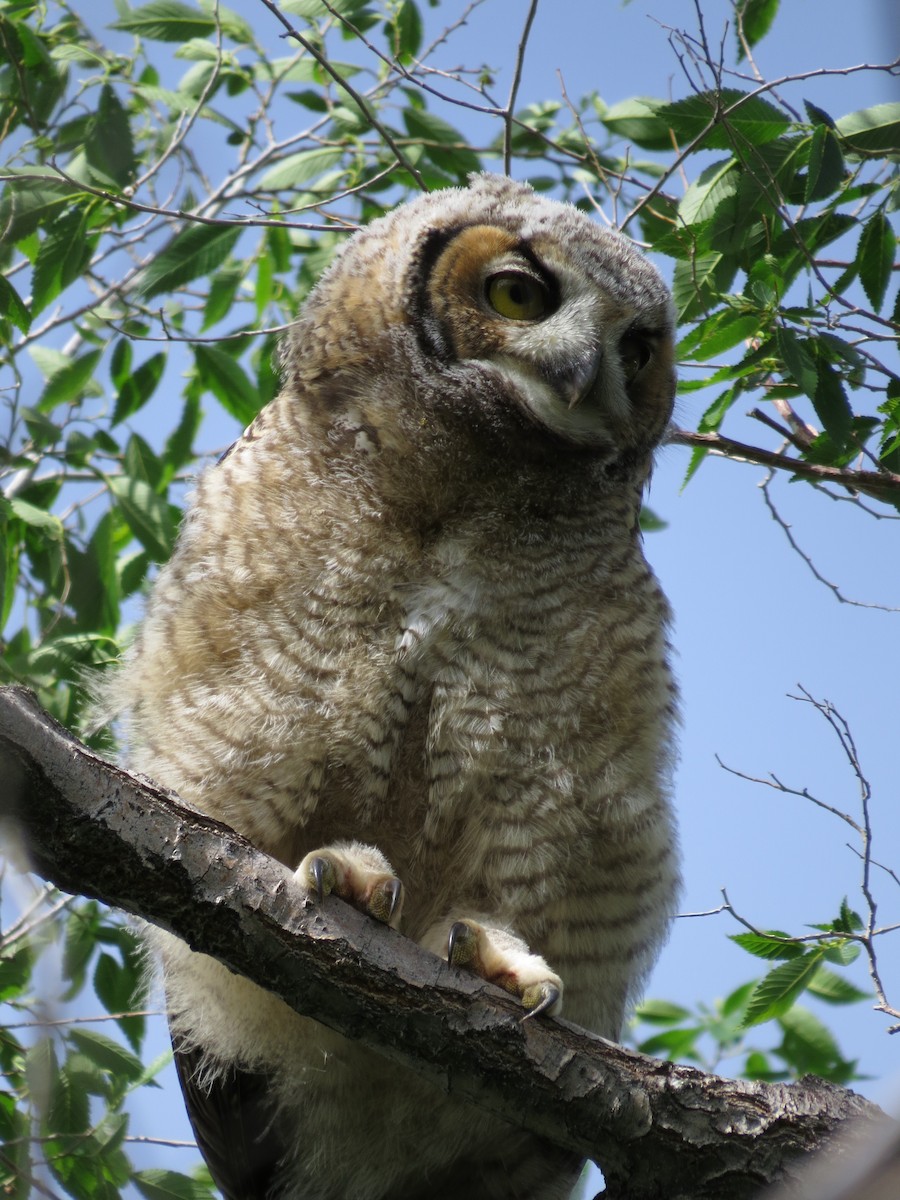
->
281, 174, 675, 474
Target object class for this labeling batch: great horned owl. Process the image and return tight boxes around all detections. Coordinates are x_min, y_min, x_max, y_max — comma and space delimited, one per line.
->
110, 173, 680, 1199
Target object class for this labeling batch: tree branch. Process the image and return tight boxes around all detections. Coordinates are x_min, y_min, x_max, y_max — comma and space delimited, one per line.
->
0, 686, 892, 1200
668, 427, 900, 505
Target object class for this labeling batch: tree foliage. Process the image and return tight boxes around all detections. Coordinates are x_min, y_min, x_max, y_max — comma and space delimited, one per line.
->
0, 0, 898, 1195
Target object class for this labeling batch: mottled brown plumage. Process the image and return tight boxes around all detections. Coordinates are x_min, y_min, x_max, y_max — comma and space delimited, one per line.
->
107, 174, 680, 1199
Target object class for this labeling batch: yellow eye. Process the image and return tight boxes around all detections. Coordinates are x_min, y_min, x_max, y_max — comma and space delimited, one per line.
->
620, 333, 652, 384
486, 272, 549, 321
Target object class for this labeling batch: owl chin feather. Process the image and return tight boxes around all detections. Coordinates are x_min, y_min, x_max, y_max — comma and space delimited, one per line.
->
105, 172, 680, 1200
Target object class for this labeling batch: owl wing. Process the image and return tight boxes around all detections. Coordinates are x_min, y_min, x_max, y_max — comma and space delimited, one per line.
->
173, 1040, 283, 1200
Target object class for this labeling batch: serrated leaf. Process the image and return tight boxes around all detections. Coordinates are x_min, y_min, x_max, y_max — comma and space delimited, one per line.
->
8, 498, 63, 538
137, 222, 242, 299
393, 0, 423, 60
804, 100, 836, 129
134, 1168, 218, 1199
36, 347, 102, 411
259, 146, 345, 191
31, 208, 92, 316
601, 97, 673, 151
735, 0, 778, 55
741, 952, 824, 1027
69, 1028, 144, 1083
108, 474, 177, 561
776, 327, 817, 398
86, 83, 137, 189
657, 88, 790, 150
805, 125, 844, 202
812, 356, 853, 444
0, 274, 31, 332
807, 966, 869, 1004
111, 0, 217, 41
634, 999, 692, 1023
857, 210, 895, 312
836, 102, 900, 155
113, 352, 166, 424
403, 107, 481, 178
730, 931, 804, 961
0, 172, 73, 243
194, 343, 260, 425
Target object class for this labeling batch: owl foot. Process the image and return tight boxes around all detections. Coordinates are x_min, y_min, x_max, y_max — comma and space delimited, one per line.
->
296, 841, 403, 927
446, 919, 563, 1020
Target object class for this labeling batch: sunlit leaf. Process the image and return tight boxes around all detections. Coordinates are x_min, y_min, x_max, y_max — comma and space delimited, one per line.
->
856, 210, 895, 312
741, 953, 824, 1027
108, 474, 177, 561
657, 88, 790, 150
86, 83, 137, 189
0, 274, 31, 332
111, 1, 217, 41
194, 343, 260, 425
136, 223, 242, 299
804, 125, 844, 201
836, 101, 900, 155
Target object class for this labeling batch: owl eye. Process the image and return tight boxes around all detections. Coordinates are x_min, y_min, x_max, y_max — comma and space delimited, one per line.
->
486, 272, 550, 321
619, 332, 652, 384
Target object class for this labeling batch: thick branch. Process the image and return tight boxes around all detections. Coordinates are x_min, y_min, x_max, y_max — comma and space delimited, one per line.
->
0, 686, 891, 1200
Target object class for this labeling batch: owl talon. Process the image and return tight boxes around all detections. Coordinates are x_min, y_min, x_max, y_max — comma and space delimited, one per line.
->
308, 855, 334, 904
445, 918, 562, 1019
296, 843, 404, 928
520, 982, 561, 1022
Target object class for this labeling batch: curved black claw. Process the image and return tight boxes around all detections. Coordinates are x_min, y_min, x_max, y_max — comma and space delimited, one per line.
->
309, 856, 329, 903
447, 920, 474, 967
520, 982, 561, 1023
384, 877, 402, 924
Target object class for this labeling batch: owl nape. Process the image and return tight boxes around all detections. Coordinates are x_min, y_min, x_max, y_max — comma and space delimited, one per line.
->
102, 174, 679, 1200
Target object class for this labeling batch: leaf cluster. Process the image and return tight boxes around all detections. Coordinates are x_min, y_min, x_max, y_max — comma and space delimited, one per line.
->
0, 874, 213, 1198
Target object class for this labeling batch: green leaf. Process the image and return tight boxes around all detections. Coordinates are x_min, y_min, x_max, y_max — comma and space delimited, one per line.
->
36, 348, 102, 411
775, 327, 817, 397
137, 222, 242, 299
393, 0, 423, 60
111, 0, 217, 41
403, 107, 481, 178
634, 999, 692, 1024
258, 146, 345, 191
0, 170, 74, 242
807, 966, 869, 1005
202, 265, 244, 330
8, 497, 63, 538
69, 1028, 145, 1084
86, 83, 137, 189
856, 210, 895, 313
741, 952, 824, 1027
656, 88, 790, 150
108, 474, 177, 561
134, 1168, 219, 1199
601, 97, 673, 150
0, 274, 31, 332
31, 208, 93, 316
735, 0, 779, 56
836, 102, 900, 155
730, 931, 804, 961
804, 125, 844, 202
812, 356, 853, 445
194, 343, 260, 425
113, 352, 167, 424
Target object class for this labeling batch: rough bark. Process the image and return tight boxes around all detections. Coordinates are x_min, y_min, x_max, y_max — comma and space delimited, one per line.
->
0, 685, 892, 1199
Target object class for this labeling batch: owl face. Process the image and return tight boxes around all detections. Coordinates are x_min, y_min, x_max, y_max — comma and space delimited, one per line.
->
285, 174, 676, 466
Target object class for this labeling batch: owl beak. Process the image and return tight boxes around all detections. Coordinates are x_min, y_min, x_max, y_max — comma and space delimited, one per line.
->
562, 347, 604, 411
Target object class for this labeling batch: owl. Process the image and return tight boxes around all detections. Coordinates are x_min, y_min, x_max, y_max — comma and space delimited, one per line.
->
108, 173, 680, 1199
